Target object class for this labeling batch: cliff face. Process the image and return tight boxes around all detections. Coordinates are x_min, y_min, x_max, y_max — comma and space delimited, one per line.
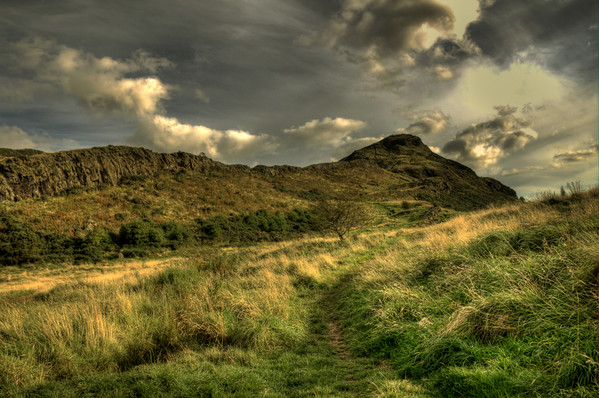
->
0, 146, 224, 201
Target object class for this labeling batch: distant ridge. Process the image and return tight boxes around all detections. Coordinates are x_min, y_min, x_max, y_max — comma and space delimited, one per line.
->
0, 135, 517, 210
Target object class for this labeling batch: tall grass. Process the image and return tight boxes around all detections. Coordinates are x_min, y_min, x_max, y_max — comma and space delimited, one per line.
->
0, 249, 296, 390
0, 188, 597, 396
336, 188, 599, 397
0, 236, 380, 394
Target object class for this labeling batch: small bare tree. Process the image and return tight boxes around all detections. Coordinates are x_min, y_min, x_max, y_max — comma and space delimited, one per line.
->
313, 199, 372, 240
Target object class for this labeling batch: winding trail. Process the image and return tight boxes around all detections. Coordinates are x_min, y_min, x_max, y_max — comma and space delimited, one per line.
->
298, 238, 402, 396
0, 233, 431, 396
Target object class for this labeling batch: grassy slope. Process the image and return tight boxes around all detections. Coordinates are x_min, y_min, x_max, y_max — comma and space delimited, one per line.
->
0, 166, 404, 235
0, 140, 517, 235
0, 189, 597, 397
348, 191, 599, 397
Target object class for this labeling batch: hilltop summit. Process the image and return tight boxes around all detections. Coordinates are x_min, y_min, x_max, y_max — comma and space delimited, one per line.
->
341, 134, 516, 208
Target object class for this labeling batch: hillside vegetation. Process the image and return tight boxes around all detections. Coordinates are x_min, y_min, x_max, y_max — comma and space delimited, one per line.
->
0, 187, 596, 397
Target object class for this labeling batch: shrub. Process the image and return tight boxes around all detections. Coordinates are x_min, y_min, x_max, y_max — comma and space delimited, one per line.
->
566, 180, 583, 196
312, 200, 372, 240
0, 212, 45, 265
121, 247, 155, 258
194, 208, 317, 245
195, 216, 230, 243
161, 221, 193, 249
119, 220, 165, 248
73, 229, 116, 263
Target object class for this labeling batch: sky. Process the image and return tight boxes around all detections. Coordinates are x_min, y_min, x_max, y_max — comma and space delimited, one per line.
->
0, 0, 597, 197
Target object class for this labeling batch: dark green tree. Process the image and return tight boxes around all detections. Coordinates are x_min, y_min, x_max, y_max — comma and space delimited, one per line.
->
313, 200, 372, 240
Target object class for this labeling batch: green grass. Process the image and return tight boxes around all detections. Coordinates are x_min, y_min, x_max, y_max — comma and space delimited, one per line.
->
0, 238, 405, 397
335, 191, 599, 397
0, 188, 597, 397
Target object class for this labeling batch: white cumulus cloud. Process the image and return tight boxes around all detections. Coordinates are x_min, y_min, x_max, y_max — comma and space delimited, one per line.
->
13, 37, 173, 117
6, 38, 383, 165
9, 37, 278, 162
131, 116, 276, 164
284, 117, 367, 147
552, 144, 598, 165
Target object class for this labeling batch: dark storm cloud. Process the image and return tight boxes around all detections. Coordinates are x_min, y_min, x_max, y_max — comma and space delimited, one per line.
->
0, 1, 328, 111
466, 0, 598, 83
0, 2, 356, 142
305, 0, 463, 85
442, 105, 537, 167
553, 144, 599, 164
415, 36, 480, 74
420, 38, 476, 65
324, 0, 454, 57
310, 0, 597, 91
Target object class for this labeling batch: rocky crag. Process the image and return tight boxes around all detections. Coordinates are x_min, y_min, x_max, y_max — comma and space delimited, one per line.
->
0, 146, 223, 201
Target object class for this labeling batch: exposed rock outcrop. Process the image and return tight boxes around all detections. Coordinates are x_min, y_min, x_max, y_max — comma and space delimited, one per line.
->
0, 146, 222, 201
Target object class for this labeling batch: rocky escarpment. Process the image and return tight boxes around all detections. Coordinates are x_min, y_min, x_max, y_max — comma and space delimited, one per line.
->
0, 146, 226, 201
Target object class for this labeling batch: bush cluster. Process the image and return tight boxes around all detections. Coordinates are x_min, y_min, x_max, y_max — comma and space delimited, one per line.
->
0, 208, 316, 266
0, 214, 186, 265
195, 208, 317, 244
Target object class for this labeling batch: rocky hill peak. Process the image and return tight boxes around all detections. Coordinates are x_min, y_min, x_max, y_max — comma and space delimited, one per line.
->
377, 134, 427, 150
341, 133, 516, 208
341, 134, 433, 163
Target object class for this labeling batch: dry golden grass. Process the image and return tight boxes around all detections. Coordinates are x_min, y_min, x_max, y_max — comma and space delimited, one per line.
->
408, 200, 561, 254
355, 189, 598, 289
0, 258, 182, 294
0, 232, 375, 388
